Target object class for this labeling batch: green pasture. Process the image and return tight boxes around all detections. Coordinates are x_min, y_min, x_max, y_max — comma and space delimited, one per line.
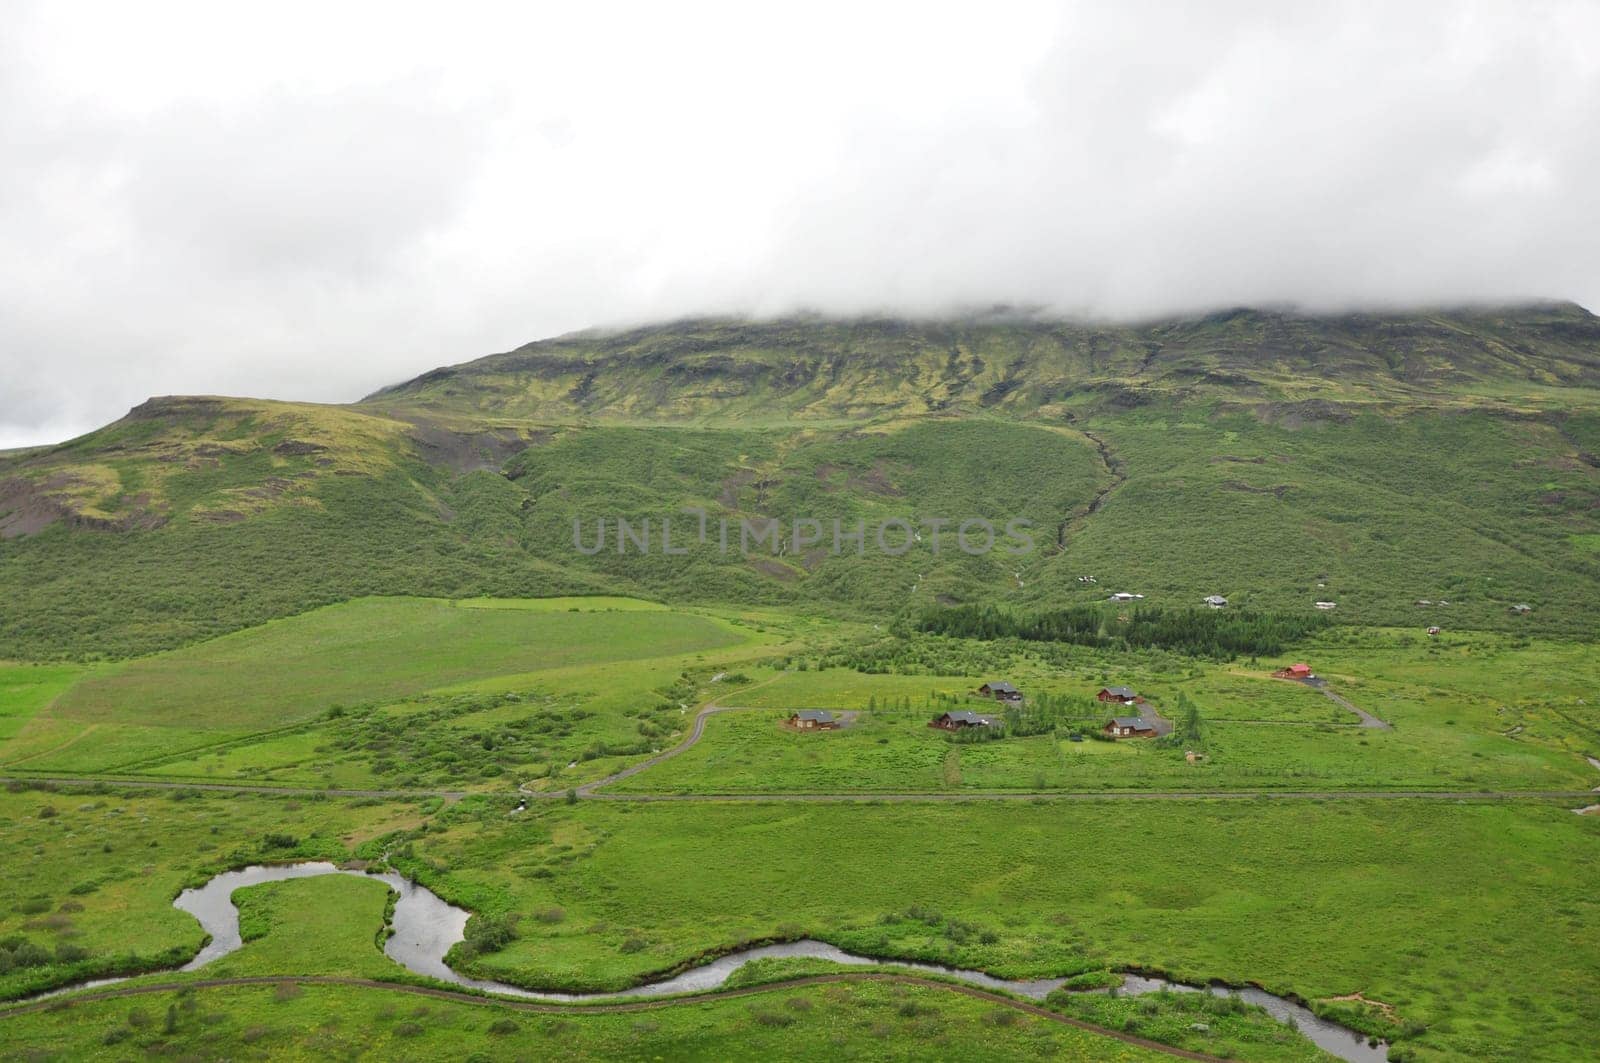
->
410, 797, 1600, 1062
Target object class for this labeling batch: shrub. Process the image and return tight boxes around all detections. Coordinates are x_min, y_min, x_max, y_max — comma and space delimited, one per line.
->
464, 914, 519, 954
0, 936, 52, 973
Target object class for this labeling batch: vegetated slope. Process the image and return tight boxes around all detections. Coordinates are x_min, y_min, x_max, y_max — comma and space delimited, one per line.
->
364, 302, 1600, 422
0, 397, 619, 658
2, 305, 1599, 660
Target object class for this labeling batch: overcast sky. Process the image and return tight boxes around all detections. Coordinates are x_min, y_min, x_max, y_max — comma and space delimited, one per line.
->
3, 1, 1599, 447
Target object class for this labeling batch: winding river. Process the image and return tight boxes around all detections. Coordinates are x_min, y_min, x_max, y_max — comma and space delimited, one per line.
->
41, 863, 1389, 1062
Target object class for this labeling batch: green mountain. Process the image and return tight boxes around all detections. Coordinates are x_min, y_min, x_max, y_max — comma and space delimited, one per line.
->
3, 304, 1598, 659
365, 302, 1600, 421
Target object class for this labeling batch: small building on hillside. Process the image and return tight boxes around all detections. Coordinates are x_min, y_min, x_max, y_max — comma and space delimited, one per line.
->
930, 709, 998, 731
1104, 716, 1156, 739
1203, 595, 1228, 609
1108, 592, 1144, 603
1272, 662, 1314, 680
1097, 685, 1140, 704
1314, 601, 1337, 611
976, 681, 1023, 703
1510, 603, 1532, 615
789, 710, 838, 730
1427, 626, 1442, 637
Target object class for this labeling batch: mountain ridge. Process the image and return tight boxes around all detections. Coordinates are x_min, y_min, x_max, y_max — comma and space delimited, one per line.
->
360, 301, 1600, 424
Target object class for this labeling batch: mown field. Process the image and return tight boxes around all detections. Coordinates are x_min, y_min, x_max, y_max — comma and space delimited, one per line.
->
0, 597, 773, 782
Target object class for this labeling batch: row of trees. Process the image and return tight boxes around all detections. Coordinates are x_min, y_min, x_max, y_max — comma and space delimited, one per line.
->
914, 603, 1330, 660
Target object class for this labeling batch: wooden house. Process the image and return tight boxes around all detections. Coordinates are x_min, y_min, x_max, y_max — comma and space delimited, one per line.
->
1097, 685, 1139, 704
976, 681, 1022, 703
789, 710, 838, 730
930, 709, 998, 731
1104, 716, 1156, 738
1272, 663, 1314, 680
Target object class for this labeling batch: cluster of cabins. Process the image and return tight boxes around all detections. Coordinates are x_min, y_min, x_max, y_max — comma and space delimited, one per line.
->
1095, 685, 1155, 737
920, 681, 1157, 739
785, 679, 1191, 742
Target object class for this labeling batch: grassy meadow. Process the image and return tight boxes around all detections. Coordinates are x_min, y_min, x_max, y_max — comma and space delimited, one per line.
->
614, 628, 1597, 794
0, 787, 423, 1000
0, 979, 1181, 1062
398, 797, 1600, 1062
610, 708, 1593, 794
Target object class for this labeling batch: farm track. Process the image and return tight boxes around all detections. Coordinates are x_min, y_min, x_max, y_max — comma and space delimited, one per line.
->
0, 775, 465, 801
556, 672, 792, 796
7, 773, 1593, 804
1300, 678, 1392, 729
0, 971, 1233, 1061
569, 703, 740, 795
570, 789, 1597, 803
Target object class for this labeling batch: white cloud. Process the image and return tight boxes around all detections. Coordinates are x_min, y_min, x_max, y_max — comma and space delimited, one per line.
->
2, 0, 1598, 446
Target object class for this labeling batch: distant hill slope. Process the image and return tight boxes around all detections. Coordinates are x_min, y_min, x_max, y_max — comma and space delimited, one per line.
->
2, 304, 1599, 659
363, 303, 1600, 422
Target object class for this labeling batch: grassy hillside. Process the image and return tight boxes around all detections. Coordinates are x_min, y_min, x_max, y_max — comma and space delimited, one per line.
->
2, 306, 1598, 659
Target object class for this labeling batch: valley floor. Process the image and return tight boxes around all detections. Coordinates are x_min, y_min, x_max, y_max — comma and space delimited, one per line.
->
1, 595, 1597, 1061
